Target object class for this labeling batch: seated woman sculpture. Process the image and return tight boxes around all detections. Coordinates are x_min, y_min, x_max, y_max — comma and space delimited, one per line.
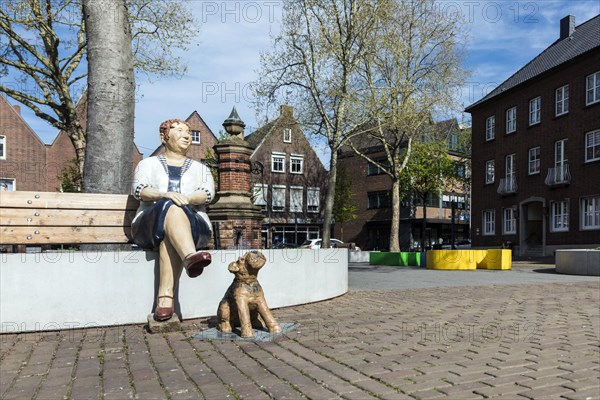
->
131, 119, 215, 321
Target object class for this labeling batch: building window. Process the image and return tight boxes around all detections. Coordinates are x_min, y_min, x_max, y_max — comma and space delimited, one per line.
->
283, 128, 292, 143
367, 159, 388, 176
529, 97, 541, 125
581, 196, 600, 230
485, 160, 495, 184
550, 200, 569, 232
555, 85, 569, 116
505, 154, 516, 191
585, 129, 600, 163
586, 71, 600, 105
290, 186, 303, 212
483, 210, 495, 235
506, 107, 516, 134
0, 178, 15, 191
528, 146, 540, 175
252, 184, 268, 212
290, 155, 304, 174
503, 208, 516, 234
0, 135, 5, 160
555, 139, 568, 180
367, 191, 391, 209
485, 116, 495, 141
271, 153, 285, 173
191, 130, 200, 144
307, 187, 320, 213
272, 186, 286, 212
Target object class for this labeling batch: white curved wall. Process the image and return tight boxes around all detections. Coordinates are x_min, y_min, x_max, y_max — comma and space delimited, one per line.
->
0, 248, 348, 333
555, 249, 600, 276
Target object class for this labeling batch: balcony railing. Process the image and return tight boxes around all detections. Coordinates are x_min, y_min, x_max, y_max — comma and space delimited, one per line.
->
497, 176, 517, 196
545, 164, 571, 187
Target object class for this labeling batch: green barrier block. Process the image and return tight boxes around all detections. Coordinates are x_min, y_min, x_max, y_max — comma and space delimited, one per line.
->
370, 252, 401, 265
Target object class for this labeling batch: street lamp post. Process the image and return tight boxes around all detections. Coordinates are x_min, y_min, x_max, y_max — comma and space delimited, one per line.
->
451, 199, 457, 249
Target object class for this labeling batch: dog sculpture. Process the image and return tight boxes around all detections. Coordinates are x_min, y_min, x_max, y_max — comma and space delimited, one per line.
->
217, 251, 282, 338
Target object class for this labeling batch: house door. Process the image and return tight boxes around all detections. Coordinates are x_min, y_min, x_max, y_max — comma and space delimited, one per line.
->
519, 200, 545, 256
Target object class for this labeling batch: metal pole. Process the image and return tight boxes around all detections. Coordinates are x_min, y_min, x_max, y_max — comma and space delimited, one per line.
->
451, 200, 456, 249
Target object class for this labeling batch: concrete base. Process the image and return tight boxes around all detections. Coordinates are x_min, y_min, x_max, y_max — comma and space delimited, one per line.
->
1, 249, 348, 333
147, 313, 181, 334
192, 322, 300, 342
555, 250, 600, 276
349, 251, 370, 263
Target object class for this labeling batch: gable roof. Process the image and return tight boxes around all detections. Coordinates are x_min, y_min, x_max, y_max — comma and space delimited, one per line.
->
465, 14, 600, 111
245, 119, 277, 149
0, 95, 47, 147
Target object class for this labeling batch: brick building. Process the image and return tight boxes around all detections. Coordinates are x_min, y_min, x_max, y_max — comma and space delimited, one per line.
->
0, 95, 143, 193
465, 15, 600, 255
246, 105, 328, 247
336, 119, 470, 251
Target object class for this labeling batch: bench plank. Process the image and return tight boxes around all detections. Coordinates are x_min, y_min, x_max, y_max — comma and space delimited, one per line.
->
0, 209, 135, 227
1, 226, 132, 245
0, 191, 138, 210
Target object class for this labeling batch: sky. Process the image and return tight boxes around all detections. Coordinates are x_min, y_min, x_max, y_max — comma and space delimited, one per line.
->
6, 0, 600, 164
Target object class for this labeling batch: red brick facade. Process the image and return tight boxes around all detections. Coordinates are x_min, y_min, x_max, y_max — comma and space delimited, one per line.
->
466, 20, 600, 254
0, 95, 143, 193
247, 105, 328, 247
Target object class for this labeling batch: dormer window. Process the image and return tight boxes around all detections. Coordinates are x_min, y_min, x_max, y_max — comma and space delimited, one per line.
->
283, 128, 292, 143
191, 130, 200, 144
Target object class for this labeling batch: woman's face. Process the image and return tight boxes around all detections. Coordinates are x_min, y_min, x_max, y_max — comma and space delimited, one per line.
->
163, 122, 191, 154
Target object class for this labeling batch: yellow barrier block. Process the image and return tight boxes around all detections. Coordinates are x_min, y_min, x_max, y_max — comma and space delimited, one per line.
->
426, 250, 477, 270
426, 249, 512, 270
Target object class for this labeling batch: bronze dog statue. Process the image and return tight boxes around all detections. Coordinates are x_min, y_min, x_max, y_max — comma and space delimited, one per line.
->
217, 251, 282, 338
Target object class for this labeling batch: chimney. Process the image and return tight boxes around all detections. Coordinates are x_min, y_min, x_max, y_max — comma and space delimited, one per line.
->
560, 15, 575, 39
280, 105, 293, 117
12, 105, 20, 115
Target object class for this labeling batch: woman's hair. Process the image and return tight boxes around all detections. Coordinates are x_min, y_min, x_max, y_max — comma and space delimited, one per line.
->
159, 119, 191, 141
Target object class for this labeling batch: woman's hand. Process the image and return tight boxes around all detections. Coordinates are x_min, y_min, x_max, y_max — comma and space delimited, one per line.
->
164, 192, 189, 206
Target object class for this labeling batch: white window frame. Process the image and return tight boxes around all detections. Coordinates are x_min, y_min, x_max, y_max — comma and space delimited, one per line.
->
307, 187, 320, 213
555, 85, 569, 116
283, 128, 292, 143
503, 208, 516, 235
529, 97, 541, 125
252, 183, 268, 211
555, 139, 568, 181
483, 210, 495, 236
505, 154, 515, 191
485, 116, 495, 141
528, 146, 540, 175
290, 186, 303, 212
290, 154, 304, 174
191, 130, 200, 144
272, 185, 286, 212
550, 200, 569, 232
585, 129, 600, 163
506, 107, 516, 134
485, 160, 495, 184
271, 152, 285, 173
586, 71, 600, 106
0, 135, 5, 160
0, 178, 16, 191
581, 196, 600, 230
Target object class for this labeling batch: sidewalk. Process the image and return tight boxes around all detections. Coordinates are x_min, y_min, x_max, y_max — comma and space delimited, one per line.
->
1, 272, 599, 399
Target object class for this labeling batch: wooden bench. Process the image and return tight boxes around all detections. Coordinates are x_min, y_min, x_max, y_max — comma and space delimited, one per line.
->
0, 191, 139, 246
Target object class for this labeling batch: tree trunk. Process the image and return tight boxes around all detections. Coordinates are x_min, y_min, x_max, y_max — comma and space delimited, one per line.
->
82, 0, 135, 194
389, 179, 401, 252
322, 148, 338, 248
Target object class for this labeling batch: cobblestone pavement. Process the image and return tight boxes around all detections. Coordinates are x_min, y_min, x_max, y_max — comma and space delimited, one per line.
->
1, 274, 599, 399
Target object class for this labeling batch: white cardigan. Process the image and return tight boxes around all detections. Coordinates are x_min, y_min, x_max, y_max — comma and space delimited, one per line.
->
131, 155, 215, 227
